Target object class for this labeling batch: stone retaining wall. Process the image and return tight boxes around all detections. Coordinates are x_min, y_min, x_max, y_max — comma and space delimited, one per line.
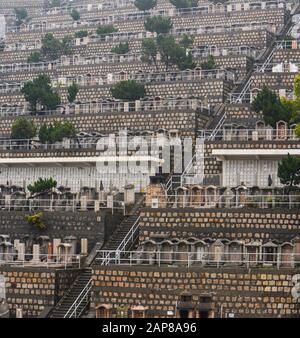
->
138, 208, 300, 243
91, 265, 300, 318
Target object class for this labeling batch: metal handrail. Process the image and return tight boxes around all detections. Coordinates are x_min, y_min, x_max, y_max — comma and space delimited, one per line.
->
64, 278, 92, 318
101, 216, 140, 266
96, 250, 299, 269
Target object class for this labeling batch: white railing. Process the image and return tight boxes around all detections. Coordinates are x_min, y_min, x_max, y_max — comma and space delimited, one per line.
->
63, 278, 92, 318
96, 250, 300, 269
0, 253, 81, 269
0, 69, 235, 94
0, 198, 125, 213
3, 21, 279, 53
201, 128, 299, 141
101, 216, 140, 266
146, 194, 300, 209
254, 61, 300, 72
0, 97, 205, 117
6, 1, 288, 34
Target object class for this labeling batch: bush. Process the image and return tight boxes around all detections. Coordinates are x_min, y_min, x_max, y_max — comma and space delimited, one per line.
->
251, 86, 292, 127
200, 55, 216, 70
27, 51, 43, 63
134, 0, 157, 11
70, 9, 80, 21
27, 178, 57, 194
14, 8, 28, 26
39, 121, 76, 143
144, 16, 173, 35
96, 24, 118, 36
111, 80, 146, 101
111, 42, 130, 54
21, 74, 61, 112
25, 212, 46, 230
170, 0, 198, 9
11, 117, 36, 140
67, 82, 79, 103
74, 30, 88, 38
41, 33, 73, 61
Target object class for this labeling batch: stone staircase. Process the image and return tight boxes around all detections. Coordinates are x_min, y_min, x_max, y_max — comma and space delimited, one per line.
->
101, 215, 139, 251
48, 268, 92, 318
47, 196, 144, 318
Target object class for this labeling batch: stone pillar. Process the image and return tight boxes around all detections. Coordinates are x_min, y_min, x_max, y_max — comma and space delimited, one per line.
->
81, 239, 88, 255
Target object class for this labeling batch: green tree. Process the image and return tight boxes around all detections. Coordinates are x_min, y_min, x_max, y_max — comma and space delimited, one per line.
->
144, 16, 173, 35
141, 38, 158, 69
50, 0, 61, 7
251, 86, 292, 127
21, 74, 61, 113
11, 117, 36, 140
169, 0, 198, 9
179, 34, 194, 49
38, 121, 76, 143
27, 178, 57, 194
294, 73, 300, 102
27, 51, 43, 63
295, 124, 300, 137
111, 42, 130, 54
0, 41, 5, 52
14, 8, 28, 26
96, 24, 118, 36
278, 154, 300, 194
111, 80, 146, 101
134, 0, 157, 11
156, 35, 196, 70
200, 55, 216, 70
75, 30, 88, 38
67, 82, 79, 103
41, 33, 73, 61
70, 9, 80, 21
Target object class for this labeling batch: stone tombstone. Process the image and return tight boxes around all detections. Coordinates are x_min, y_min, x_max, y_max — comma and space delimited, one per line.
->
16, 308, 23, 319
13, 239, 20, 251
124, 184, 135, 205
107, 73, 113, 84
53, 239, 61, 257
32, 244, 40, 263
223, 188, 234, 208
279, 88, 286, 98
276, 120, 288, 140
124, 102, 129, 112
80, 196, 87, 211
107, 194, 114, 209
62, 138, 70, 149
81, 238, 88, 255
64, 236, 77, 255
265, 126, 273, 141
4, 195, 11, 209
135, 100, 141, 111
17, 243, 25, 261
